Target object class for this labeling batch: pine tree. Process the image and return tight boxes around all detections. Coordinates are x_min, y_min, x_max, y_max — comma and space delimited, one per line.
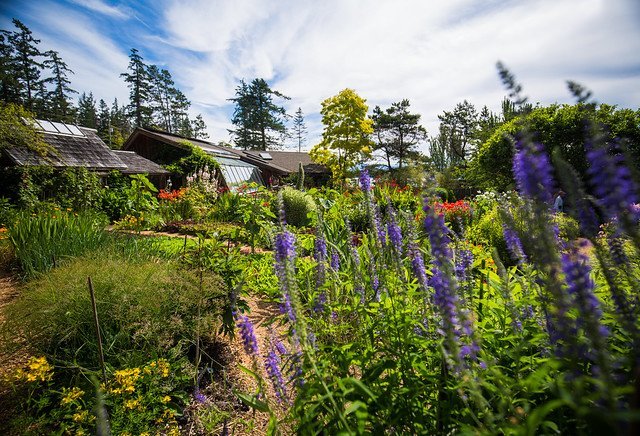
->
371, 99, 427, 170
42, 50, 76, 122
229, 78, 289, 150
96, 98, 111, 143
292, 107, 307, 152
8, 19, 44, 112
0, 30, 20, 104
120, 48, 152, 127
76, 91, 97, 128
191, 114, 209, 139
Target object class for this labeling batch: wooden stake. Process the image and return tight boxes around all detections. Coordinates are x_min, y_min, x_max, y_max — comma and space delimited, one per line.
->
88, 276, 107, 382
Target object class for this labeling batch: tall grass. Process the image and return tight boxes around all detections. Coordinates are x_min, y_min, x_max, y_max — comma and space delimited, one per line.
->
7, 210, 107, 277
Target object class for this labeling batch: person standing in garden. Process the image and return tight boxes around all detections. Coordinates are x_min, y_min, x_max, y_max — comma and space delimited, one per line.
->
553, 190, 564, 212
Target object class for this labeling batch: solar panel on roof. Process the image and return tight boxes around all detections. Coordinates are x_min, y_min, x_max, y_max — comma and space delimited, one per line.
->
51, 121, 73, 135
259, 152, 272, 160
38, 120, 58, 133
65, 124, 85, 136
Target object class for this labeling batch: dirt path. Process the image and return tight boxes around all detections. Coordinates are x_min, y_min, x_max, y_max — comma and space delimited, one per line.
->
0, 269, 30, 432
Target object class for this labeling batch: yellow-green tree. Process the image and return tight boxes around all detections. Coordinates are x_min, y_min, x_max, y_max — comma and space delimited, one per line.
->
310, 89, 373, 185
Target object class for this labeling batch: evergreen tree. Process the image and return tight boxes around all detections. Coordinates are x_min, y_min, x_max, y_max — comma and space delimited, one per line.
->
169, 89, 191, 136
0, 30, 20, 104
8, 19, 43, 112
42, 50, 76, 122
120, 48, 152, 127
229, 78, 289, 150
371, 99, 427, 170
147, 65, 175, 131
108, 98, 129, 148
76, 91, 97, 128
191, 114, 209, 139
292, 107, 307, 152
96, 98, 111, 142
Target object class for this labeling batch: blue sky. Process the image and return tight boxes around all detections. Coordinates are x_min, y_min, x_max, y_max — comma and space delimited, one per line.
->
1, 0, 639, 152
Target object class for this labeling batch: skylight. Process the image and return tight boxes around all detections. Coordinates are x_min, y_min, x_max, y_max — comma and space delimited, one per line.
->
259, 152, 273, 160
33, 119, 85, 137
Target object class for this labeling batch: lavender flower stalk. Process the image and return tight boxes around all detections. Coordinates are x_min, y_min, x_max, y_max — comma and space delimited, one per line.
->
503, 224, 527, 264
264, 349, 288, 405
386, 204, 403, 255
236, 313, 259, 356
512, 140, 555, 204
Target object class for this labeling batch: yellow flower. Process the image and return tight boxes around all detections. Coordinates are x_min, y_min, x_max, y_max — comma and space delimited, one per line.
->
156, 359, 170, 378
66, 208, 72, 212
16, 356, 54, 383
72, 410, 89, 422
124, 398, 140, 410
161, 395, 171, 404
61, 386, 84, 405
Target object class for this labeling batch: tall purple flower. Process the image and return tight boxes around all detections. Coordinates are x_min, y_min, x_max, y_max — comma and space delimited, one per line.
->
330, 248, 340, 271
409, 243, 428, 291
374, 207, 387, 246
236, 313, 259, 356
275, 230, 296, 264
503, 224, 527, 263
386, 205, 404, 255
562, 242, 612, 384
314, 232, 327, 286
423, 202, 452, 266
586, 140, 640, 222
359, 168, 372, 192
455, 249, 474, 283
512, 141, 555, 204
265, 350, 288, 405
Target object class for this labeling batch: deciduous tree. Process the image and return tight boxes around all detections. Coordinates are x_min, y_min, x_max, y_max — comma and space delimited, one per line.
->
310, 88, 373, 185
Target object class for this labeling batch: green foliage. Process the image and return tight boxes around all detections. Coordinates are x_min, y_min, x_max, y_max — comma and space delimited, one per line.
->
0, 102, 50, 153
469, 103, 640, 191
7, 209, 107, 277
229, 78, 290, 150
372, 99, 427, 170
125, 173, 158, 217
279, 186, 316, 228
163, 140, 219, 182
310, 88, 374, 185
2, 248, 225, 368
0, 197, 15, 226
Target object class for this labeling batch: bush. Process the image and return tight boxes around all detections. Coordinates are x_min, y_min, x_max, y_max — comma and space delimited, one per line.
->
7, 209, 108, 277
2, 252, 226, 370
279, 187, 316, 227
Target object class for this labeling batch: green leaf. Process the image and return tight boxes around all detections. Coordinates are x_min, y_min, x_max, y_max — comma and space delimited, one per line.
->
234, 391, 270, 413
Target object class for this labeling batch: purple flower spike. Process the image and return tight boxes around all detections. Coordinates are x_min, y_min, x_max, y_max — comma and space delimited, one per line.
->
409, 243, 428, 290
359, 169, 372, 192
512, 141, 555, 204
423, 202, 452, 266
387, 205, 403, 255
275, 230, 296, 263
455, 249, 474, 283
236, 313, 259, 356
586, 141, 640, 222
330, 248, 340, 271
503, 224, 527, 263
265, 350, 288, 404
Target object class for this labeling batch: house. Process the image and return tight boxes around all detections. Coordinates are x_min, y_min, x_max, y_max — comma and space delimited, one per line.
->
122, 127, 330, 190
0, 119, 170, 186
123, 127, 264, 191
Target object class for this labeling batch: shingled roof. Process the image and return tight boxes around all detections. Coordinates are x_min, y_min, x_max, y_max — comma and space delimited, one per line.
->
241, 150, 327, 174
112, 150, 170, 175
3, 121, 126, 171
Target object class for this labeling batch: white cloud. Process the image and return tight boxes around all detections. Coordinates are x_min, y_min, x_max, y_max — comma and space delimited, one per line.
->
5, 0, 638, 148
68, 0, 130, 19
155, 0, 639, 146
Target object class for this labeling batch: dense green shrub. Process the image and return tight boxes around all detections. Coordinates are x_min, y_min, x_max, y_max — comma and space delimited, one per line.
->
279, 187, 316, 227
0, 197, 15, 227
